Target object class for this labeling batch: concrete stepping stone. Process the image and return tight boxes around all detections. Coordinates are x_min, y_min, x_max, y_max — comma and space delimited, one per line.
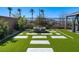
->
27, 48, 53, 52
32, 36, 47, 39
41, 33, 52, 35
30, 40, 50, 44
14, 36, 28, 38
26, 33, 37, 35
51, 36, 67, 39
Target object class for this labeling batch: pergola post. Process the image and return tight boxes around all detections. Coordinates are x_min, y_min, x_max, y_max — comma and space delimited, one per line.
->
72, 16, 76, 32
76, 16, 79, 31
64, 16, 68, 29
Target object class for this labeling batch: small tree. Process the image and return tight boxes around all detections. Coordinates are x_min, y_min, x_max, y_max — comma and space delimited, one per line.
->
17, 16, 27, 31
3, 21, 9, 35
0, 25, 4, 39
0, 19, 9, 39
35, 16, 47, 26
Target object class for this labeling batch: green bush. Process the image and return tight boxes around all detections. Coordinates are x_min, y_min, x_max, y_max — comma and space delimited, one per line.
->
17, 16, 27, 31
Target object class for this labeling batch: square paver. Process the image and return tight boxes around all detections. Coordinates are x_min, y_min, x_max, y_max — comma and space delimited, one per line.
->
26, 33, 37, 35
30, 40, 50, 44
32, 36, 47, 39
55, 33, 61, 35
51, 36, 67, 39
27, 48, 53, 52
14, 36, 28, 38
41, 33, 52, 35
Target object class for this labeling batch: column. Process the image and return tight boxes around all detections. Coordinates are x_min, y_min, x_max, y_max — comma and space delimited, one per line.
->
77, 16, 79, 31
64, 16, 68, 29
72, 16, 76, 32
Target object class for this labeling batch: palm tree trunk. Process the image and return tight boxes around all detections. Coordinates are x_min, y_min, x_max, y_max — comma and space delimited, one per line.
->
32, 13, 33, 20
9, 11, 11, 17
19, 12, 21, 17
64, 16, 68, 29
42, 12, 44, 18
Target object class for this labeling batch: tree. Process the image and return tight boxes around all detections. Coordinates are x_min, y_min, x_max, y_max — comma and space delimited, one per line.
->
30, 9, 34, 20
35, 16, 47, 26
0, 20, 4, 39
18, 8, 21, 17
0, 27, 4, 39
7, 7, 12, 17
40, 9, 44, 18
17, 16, 27, 30
0, 19, 9, 39
3, 21, 9, 35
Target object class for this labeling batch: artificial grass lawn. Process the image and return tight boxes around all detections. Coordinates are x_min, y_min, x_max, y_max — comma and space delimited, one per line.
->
0, 36, 32, 52
50, 29, 79, 52
29, 44, 51, 48
0, 29, 79, 52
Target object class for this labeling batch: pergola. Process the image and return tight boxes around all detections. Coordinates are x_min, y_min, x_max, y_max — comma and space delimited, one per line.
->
65, 11, 79, 32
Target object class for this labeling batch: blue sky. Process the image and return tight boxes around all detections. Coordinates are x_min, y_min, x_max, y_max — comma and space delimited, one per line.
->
0, 7, 79, 18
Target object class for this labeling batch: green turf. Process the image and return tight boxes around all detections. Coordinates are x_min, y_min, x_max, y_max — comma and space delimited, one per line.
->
29, 44, 51, 48
50, 29, 79, 52
0, 36, 31, 52
0, 29, 79, 52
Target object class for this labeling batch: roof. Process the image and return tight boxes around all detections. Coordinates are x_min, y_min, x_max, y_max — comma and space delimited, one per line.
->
66, 11, 79, 17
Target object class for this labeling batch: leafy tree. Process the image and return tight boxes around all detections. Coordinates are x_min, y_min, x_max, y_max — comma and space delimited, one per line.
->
3, 21, 9, 35
35, 16, 47, 26
17, 16, 27, 30
0, 19, 9, 39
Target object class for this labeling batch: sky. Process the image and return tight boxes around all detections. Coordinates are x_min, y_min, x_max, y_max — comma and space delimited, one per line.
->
1, 7, 79, 18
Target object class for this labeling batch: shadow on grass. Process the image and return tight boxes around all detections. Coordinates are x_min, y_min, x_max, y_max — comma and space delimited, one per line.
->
0, 38, 18, 46
0, 30, 26, 47
10, 39, 18, 43
0, 41, 9, 46
0, 32, 21, 46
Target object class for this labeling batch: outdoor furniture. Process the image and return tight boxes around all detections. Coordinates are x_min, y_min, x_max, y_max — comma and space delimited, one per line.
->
33, 26, 48, 33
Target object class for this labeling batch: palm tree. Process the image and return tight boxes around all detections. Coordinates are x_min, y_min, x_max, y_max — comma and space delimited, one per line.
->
8, 7, 12, 17
40, 9, 44, 18
18, 8, 21, 17
30, 9, 34, 20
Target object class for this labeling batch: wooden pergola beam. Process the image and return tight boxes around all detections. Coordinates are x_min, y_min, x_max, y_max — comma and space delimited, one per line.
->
64, 14, 79, 32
